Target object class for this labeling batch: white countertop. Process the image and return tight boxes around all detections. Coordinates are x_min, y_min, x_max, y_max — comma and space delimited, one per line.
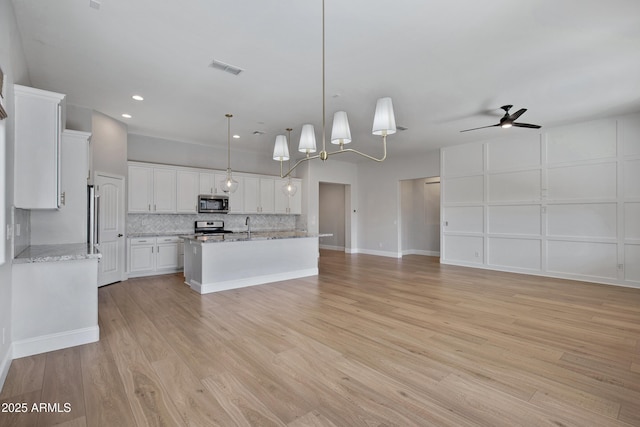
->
13, 243, 102, 264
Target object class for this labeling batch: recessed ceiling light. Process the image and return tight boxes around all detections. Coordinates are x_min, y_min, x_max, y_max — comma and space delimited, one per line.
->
132, 95, 144, 101
122, 113, 132, 119
233, 135, 240, 139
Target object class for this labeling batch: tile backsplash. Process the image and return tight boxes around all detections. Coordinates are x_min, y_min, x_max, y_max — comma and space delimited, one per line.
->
13, 207, 30, 257
127, 213, 298, 235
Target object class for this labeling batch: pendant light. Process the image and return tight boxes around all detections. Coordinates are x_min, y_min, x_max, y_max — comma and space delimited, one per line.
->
272, 0, 397, 178
219, 113, 238, 194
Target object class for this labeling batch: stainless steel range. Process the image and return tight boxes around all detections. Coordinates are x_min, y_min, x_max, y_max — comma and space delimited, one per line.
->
194, 220, 234, 235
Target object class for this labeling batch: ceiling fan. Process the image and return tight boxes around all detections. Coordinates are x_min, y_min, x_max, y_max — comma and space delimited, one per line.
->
460, 105, 542, 132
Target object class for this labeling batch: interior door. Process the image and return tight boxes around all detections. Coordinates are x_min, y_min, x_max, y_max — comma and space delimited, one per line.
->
95, 172, 125, 286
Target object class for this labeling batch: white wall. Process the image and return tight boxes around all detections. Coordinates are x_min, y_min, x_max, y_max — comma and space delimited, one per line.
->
0, 0, 31, 390
356, 151, 440, 257
319, 183, 346, 250
92, 111, 128, 179
128, 133, 288, 177
441, 113, 640, 288
400, 178, 440, 256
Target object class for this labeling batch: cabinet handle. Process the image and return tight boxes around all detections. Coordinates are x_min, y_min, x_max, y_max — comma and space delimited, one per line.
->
154, 204, 157, 211
152, 247, 154, 253
148, 204, 151, 211
157, 246, 160, 252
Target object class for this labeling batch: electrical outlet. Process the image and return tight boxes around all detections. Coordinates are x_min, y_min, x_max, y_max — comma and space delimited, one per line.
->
6, 225, 12, 240
475, 251, 480, 258
16, 223, 21, 237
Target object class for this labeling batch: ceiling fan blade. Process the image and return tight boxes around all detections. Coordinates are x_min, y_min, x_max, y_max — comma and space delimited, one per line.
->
460, 124, 500, 132
512, 122, 541, 129
509, 108, 527, 121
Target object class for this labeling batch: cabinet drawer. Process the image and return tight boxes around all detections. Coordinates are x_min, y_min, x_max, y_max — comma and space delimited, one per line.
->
157, 236, 181, 243
131, 237, 155, 245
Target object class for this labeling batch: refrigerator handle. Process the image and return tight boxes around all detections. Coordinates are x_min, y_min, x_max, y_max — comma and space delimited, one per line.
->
95, 195, 100, 245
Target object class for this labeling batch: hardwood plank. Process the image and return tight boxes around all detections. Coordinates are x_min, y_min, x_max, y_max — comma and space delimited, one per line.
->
37, 347, 85, 427
0, 354, 46, 400
79, 336, 137, 427
150, 355, 237, 426
0, 389, 41, 427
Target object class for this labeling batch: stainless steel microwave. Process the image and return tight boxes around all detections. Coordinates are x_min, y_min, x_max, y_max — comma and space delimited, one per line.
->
198, 194, 229, 214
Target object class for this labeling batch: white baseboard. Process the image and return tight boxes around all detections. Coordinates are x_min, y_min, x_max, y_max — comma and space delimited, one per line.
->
319, 244, 345, 251
189, 268, 319, 294
12, 326, 100, 359
402, 250, 441, 257
352, 248, 402, 258
0, 344, 13, 392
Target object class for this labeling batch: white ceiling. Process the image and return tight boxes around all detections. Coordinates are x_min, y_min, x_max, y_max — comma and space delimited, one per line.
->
10, 0, 640, 161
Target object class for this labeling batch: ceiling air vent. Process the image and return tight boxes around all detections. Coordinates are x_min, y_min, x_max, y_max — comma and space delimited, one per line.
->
209, 59, 244, 76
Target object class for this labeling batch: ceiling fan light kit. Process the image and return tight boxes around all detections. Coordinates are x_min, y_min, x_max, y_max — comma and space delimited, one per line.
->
272, 0, 397, 180
460, 105, 542, 132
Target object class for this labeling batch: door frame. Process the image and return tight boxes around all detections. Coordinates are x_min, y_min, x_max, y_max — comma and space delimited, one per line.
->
95, 170, 127, 285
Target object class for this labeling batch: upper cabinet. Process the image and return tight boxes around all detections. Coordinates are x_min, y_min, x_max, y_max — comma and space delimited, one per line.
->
128, 161, 302, 215
128, 164, 176, 213
176, 170, 199, 213
14, 85, 66, 209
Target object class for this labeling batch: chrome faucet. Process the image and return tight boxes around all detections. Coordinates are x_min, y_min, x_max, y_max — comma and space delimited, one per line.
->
245, 216, 251, 239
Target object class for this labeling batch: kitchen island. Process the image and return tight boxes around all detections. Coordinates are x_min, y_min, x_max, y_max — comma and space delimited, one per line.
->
181, 231, 321, 294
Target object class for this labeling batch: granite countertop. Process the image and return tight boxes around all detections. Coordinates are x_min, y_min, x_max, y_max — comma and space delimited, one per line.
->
13, 243, 102, 264
128, 231, 189, 238
181, 231, 331, 244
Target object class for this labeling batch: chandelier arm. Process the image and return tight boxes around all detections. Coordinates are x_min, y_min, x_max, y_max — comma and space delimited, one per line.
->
325, 134, 388, 162
279, 154, 321, 179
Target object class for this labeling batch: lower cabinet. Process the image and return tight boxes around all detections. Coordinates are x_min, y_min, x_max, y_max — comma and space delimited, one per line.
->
128, 236, 184, 278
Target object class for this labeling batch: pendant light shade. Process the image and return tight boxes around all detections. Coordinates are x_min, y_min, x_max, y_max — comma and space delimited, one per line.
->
220, 175, 238, 194
298, 124, 317, 153
272, 134, 290, 161
282, 180, 298, 197
331, 111, 351, 145
372, 97, 396, 136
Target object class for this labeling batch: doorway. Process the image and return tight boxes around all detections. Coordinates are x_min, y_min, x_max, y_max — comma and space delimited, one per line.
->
399, 176, 440, 256
319, 182, 350, 252
95, 172, 126, 286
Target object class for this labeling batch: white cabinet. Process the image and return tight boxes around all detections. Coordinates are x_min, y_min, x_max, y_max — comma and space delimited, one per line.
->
199, 172, 216, 195
128, 236, 183, 277
128, 165, 154, 213
128, 237, 155, 275
30, 130, 91, 244
176, 170, 199, 213
153, 168, 176, 213
128, 164, 177, 213
244, 177, 276, 213
14, 85, 66, 209
275, 178, 302, 214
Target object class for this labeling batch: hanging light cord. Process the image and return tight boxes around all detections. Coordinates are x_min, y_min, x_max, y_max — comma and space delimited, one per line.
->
226, 113, 232, 175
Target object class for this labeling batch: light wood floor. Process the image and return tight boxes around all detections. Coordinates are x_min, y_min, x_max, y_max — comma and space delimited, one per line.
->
2, 250, 640, 426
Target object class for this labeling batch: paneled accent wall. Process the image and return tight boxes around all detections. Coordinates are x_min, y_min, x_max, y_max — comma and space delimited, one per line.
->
441, 113, 640, 288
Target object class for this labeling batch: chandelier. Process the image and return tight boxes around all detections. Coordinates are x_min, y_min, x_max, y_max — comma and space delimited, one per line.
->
272, 0, 397, 190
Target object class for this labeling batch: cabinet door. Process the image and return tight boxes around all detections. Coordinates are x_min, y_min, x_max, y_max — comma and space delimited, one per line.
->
243, 176, 260, 213
14, 85, 65, 209
128, 165, 153, 213
259, 178, 275, 213
199, 172, 215, 195
176, 170, 199, 213
153, 168, 176, 213
228, 176, 244, 213
156, 242, 179, 270
30, 131, 90, 244
274, 179, 289, 214
289, 178, 302, 214
129, 243, 155, 273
